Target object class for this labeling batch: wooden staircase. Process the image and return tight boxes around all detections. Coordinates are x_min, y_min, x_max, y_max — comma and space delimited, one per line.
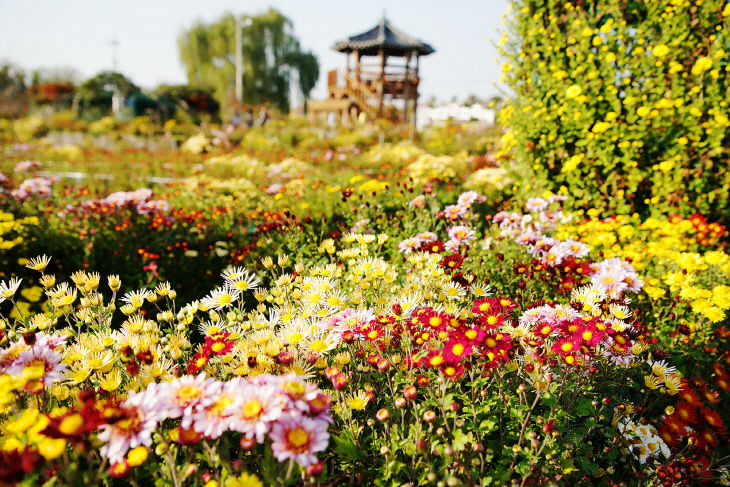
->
339, 74, 395, 120
309, 69, 401, 122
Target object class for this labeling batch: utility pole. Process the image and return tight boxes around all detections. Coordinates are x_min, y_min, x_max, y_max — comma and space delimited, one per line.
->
235, 16, 252, 102
110, 39, 119, 71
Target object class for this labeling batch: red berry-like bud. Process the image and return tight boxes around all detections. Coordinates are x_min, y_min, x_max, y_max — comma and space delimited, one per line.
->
306, 461, 324, 476
277, 350, 295, 365
331, 373, 348, 391
239, 437, 256, 449
125, 362, 140, 377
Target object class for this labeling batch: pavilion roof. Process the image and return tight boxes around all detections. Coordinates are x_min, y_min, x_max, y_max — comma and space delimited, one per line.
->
332, 17, 435, 57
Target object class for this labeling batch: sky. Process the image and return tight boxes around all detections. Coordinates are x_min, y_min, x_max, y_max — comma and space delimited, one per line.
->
0, 0, 511, 104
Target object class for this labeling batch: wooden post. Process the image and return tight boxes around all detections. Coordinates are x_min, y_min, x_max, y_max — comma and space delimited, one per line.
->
379, 48, 386, 117
355, 50, 361, 83
412, 54, 420, 134
403, 52, 412, 123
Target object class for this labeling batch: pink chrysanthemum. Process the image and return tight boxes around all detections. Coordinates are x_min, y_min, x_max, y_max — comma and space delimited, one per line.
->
98, 390, 159, 463
226, 383, 284, 442
155, 373, 218, 428
192, 380, 237, 439
269, 416, 330, 467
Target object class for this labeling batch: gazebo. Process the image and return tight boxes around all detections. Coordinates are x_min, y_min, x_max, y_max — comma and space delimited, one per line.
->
308, 17, 435, 127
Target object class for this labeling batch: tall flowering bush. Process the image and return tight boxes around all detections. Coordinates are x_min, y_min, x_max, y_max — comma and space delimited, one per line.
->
499, 0, 730, 220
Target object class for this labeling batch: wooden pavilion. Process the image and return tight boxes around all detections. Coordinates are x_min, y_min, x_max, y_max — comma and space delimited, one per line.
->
308, 17, 435, 127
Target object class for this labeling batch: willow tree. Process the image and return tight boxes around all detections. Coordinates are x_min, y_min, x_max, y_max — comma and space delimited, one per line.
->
178, 8, 319, 113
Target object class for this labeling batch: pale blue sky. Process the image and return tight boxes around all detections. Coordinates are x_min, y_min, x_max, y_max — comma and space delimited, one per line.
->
0, 0, 510, 102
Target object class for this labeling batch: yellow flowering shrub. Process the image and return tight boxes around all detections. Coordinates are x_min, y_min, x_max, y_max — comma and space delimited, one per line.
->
500, 1, 730, 220
363, 141, 425, 167
405, 152, 469, 185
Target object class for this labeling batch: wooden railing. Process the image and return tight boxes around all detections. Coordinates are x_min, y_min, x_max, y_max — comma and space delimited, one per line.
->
324, 69, 407, 121
344, 74, 379, 118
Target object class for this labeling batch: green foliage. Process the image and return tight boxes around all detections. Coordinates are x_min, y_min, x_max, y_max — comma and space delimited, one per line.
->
77, 71, 141, 118
0, 63, 30, 118
154, 84, 220, 123
500, 0, 730, 221
177, 8, 319, 114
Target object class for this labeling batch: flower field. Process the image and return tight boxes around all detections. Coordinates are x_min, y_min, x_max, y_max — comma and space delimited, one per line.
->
0, 117, 727, 486
1, 1, 729, 486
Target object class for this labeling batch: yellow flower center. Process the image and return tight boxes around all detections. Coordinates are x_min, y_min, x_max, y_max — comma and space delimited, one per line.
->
242, 400, 263, 419
176, 385, 201, 405
287, 427, 310, 448
310, 340, 327, 352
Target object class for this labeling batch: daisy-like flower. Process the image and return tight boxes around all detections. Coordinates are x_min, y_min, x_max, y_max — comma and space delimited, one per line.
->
591, 268, 628, 295
98, 390, 159, 463
223, 268, 261, 292
204, 286, 240, 310
0, 277, 22, 302
415, 232, 438, 244
447, 225, 476, 243
443, 204, 467, 220
269, 416, 329, 467
442, 282, 466, 300
25, 255, 51, 272
444, 239, 461, 252
397, 237, 422, 254
227, 383, 284, 442
284, 355, 316, 379
121, 289, 151, 309
192, 380, 237, 439
409, 195, 426, 208
7, 338, 67, 391
278, 319, 311, 347
155, 373, 218, 428
457, 190, 485, 207
324, 290, 348, 310
394, 293, 424, 318
525, 197, 549, 212
303, 330, 341, 355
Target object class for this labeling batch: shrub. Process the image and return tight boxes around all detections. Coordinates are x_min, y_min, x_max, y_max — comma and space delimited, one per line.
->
499, 0, 730, 221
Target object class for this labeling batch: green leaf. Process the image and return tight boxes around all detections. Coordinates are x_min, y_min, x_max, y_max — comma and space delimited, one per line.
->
561, 457, 578, 475
479, 419, 498, 433
452, 428, 473, 452
573, 397, 594, 416
333, 431, 361, 461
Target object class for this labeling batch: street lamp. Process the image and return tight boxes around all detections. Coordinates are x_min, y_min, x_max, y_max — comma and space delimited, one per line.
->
235, 16, 253, 102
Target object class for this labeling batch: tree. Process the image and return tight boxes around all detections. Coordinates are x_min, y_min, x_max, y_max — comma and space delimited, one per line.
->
154, 84, 220, 123
0, 62, 30, 118
288, 51, 319, 113
77, 71, 140, 118
178, 8, 319, 113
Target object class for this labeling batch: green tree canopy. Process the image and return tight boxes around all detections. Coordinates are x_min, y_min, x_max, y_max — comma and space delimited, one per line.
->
0, 63, 30, 118
178, 8, 319, 113
77, 71, 140, 111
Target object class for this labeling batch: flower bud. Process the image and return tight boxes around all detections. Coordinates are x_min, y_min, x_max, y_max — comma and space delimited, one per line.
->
404, 385, 417, 400
306, 461, 324, 476
239, 437, 256, 450
376, 408, 390, 422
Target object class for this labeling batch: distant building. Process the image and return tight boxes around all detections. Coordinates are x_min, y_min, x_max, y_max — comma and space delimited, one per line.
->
308, 16, 434, 129
416, 102, 495, 129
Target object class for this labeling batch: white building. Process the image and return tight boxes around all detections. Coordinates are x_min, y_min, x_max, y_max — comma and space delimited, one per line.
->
416, 102, 495, 129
